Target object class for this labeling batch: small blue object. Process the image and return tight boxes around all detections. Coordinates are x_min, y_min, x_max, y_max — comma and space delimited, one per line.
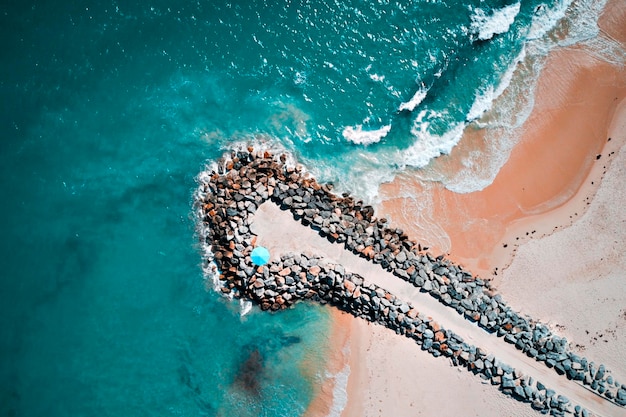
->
251, 246, 270, 266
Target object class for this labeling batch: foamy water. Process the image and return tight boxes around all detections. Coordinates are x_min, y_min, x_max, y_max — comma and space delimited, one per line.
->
398, 85, 429, 112
342, 124, 392, 146
326, 363, 351, 417
470, 2, 522, 41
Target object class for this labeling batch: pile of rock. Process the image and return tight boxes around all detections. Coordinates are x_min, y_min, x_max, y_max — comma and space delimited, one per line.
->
236, 251, 586, 416
194, 147, 625, 412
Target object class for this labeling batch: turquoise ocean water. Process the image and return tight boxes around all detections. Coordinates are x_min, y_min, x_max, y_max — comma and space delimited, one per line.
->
0, 0, 608, 415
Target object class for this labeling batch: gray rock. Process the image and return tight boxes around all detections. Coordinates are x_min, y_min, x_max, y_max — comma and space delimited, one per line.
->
531, 400, 545, 410
502, 377, 516, 389
394, 268, 409, 279
524, 385, 535, 399
461, 299, 474, 311
434, 266, 449, 275
595, 364, 605, 380
617, 389, 626, 406
441, 293, 452, 305
514, 385, 526, 399
418, 269, 428, 280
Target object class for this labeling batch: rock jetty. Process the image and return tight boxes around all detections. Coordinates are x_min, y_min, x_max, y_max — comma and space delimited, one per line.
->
195, 148, 625, 416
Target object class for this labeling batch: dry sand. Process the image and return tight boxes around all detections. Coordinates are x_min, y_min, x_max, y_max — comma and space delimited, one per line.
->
321, 1, 626, 416
499, 99, 626, 386
341, 319, 543, 417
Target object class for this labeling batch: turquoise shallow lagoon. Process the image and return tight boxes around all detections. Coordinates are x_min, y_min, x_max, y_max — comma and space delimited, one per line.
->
0, 0, 603, 415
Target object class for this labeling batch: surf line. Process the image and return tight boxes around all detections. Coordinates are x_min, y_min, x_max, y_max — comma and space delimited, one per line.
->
195, 147, 626, 417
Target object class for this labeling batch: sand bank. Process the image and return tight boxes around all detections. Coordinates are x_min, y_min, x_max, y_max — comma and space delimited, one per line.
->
332, 1, 626, 416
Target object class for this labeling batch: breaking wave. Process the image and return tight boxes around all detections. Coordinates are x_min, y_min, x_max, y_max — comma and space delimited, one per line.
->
470, 2, 521, 41
342, 124, 392, 146
398, 84, 429, 112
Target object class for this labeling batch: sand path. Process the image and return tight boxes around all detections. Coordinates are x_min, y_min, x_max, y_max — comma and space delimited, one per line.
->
250, 201, 626, 417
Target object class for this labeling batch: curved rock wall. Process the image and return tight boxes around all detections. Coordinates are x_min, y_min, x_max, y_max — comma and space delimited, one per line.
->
195, 148, 626, 415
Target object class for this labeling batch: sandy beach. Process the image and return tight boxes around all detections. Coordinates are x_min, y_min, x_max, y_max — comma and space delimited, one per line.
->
250, 198, 625, 416
322, 0, 626, 416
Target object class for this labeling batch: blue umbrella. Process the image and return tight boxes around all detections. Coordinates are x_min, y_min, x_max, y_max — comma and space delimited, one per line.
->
251, 246, 270, 266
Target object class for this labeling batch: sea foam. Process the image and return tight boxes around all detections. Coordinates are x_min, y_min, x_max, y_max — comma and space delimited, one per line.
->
239, 299, 253, 317
398, 84, 428, 112
470, 2, 521, 41
342, 124, 391, 145
466, 47, 526, 122
403, 110, 465, 168
325, 363, 350, 417
527, 0, 572, 41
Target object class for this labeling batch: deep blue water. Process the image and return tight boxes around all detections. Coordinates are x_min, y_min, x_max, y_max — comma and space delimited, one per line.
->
0, 0, 603, 415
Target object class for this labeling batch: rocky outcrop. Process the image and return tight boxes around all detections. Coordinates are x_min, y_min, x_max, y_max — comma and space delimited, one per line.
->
195, 148, 625, 415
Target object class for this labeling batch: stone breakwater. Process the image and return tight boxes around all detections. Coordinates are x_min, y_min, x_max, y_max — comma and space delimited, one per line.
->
195, 148, 626, 415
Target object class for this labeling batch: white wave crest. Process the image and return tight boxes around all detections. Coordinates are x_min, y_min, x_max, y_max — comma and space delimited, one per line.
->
239, 299, 253, 317
554, 0, 607, 47
526, 1, 571, 41
403, 111, 465, 168
369, 73, 385, 82
466, 47, 526, 122
398, 84, 428, 112
470, 2, 521, 41
342, 124, 391, 146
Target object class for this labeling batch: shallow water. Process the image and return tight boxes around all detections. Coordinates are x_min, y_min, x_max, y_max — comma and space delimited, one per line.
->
0, 0, 608, 415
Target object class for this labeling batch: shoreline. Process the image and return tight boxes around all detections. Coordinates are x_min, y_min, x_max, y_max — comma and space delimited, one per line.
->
334, 88, 626, 417
376, 0, 626, 280
303, 308, 352, 417
377, 44, 626, 280
485, 46, 626, 282
330, 0, 626, 416
195, 143, 626, 416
